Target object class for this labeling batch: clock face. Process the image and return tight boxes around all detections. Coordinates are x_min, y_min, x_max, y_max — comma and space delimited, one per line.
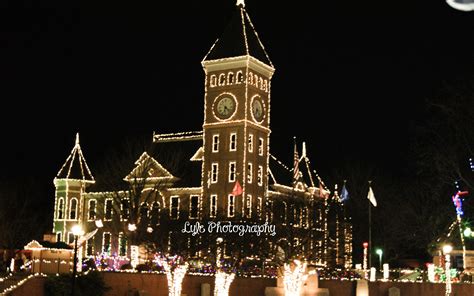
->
251, 96, 265, 123
214, 95, 236, 120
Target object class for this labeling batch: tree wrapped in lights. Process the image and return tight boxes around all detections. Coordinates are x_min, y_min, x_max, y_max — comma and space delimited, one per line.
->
155, 254, 188, 296
282, 260, 307, 296
214, 238, 235, 296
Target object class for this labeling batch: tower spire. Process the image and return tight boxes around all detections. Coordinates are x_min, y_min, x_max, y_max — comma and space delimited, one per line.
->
236, 0, 245, 7
75, 132, 80, 146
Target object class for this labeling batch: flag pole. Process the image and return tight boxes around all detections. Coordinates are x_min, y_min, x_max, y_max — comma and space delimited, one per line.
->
368, 180, 372, 271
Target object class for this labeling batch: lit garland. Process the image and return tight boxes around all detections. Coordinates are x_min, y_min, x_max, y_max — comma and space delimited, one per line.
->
283, 260, 307, 296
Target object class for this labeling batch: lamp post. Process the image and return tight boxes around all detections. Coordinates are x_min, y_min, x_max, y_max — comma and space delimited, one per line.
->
376, 249, 383, 271
443, 244, 453, 296
71, 225, 84, 296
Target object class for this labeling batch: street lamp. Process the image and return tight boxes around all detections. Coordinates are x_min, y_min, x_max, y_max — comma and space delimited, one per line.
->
71, 225, 84, 296
443, 244, 453, 296
376, 249, 383, 271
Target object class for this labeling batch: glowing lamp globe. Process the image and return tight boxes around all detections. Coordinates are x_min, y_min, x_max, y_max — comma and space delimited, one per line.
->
443, 245, 453, 254
71, 225, 84, 236
464, 227, 472, 237
128, 223, 137, 232
363, 242, 369, 248
147, 226, 153, 233
376, 249, 383, 256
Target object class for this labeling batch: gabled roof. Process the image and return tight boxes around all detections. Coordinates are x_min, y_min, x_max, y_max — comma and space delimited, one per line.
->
56, 133, 95, 183
124, 152, 175, 182
203, 3, 273, 67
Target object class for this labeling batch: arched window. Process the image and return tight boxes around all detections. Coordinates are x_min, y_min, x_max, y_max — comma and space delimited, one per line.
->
263, 80, 268, 92
236, 71, 243, 84
69, 198, 77, 220
140, 202, 149, 220
259, 77, 263, 90
210, 74, 217, 87
227, 72, 234, 85
218, 73, 226, 86
57, 197, 64, 219
88, 199, 96, 221
248, 72, 253, 85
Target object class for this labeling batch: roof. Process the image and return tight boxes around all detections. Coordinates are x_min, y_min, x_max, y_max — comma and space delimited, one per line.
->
55, 133, 95, 183
203, 3, 273, 67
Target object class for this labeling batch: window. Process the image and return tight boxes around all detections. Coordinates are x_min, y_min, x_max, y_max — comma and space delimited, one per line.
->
257, 197, 263, 219
105, 199, 113, 221
86, 236, 95, 256
258, 137, 264, 156
236, 71, 243, 84
68, 232, 75, 244
229, 133, 237, 151
259, 77, 263, 90
212, 134, 219, 152
190, 195, 199, 219
211, 163, 218, 183
246, 194, 252, 218
103, 232, 111, 255
88, 199, 96, 221
248, 72, 253, 85
210, 74, 217, 87
170, 196, 179, 219
57, 197, 64, 219
228, 195, 235, 217
210, 194, 217, 218
140, 203, 149, 220
121, 199, 130, 221
119, 233, 127, 256
218, 73, 226, 86
56, 232, 62, 243
69, 198, 77, 220
248, 134, 253, 153
258, 165, 263, 186
228, 161, 236, 182
247, 162, 253, 184
263, 79, 268, 92
151, 202, 160, 225
227, 72, 234, 84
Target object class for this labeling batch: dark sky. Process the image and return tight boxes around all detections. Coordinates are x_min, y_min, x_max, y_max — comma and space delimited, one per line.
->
0, 0, 473, 199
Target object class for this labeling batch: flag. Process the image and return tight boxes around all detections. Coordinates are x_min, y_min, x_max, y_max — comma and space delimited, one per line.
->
367, 186, 377, 207
341, 184, 349, 202
232, 180, 243, 196
293, 139, 299, 184
77, 229, 98, 247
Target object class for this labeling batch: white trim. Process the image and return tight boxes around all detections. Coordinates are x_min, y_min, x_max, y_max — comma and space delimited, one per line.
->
104, 198, 113, 221
210, 74, 217, 87
211, 163, 219, 183
229, 133, 237, 151
218, 73, 226, 86
228, 161, 236, 183
57, 197, 65, 220
69, 197, 78, 220
257, 165, 263, 186
210, 194, 217, 218
227, 71, 234, 85
228, 194, 235, 218
246, 194, 252, 218
102, 232, 111, 255
257, 197, 262, 219
258, 137, 264, 156
119, 232, 127, 257
86, 235, 95, 256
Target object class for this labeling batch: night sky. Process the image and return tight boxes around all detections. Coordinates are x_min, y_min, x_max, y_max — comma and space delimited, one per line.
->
1, 0, 473, 209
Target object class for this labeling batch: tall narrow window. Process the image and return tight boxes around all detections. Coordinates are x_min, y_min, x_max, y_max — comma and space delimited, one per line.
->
228, 161, 236, 182
257, 197, 263, 219
56, 232, 62, 243
236, 71, 243, 83
88, 199, 96, 221
229, 133, 237, 151
218, 73, 226, 86
248, 134, 253, 153
105, 199, 113, 221
121, 199, 130, 221
248, 72, 253, 85
69, 198, 77, 220
210, 194, 217, 218
57, 197, 64, 219
259, 77, 264, 90
247, 162, 253, 184
151, 202, 160, 225
86, 236, 95, 256
228, 195, 235, 217
170, 196, 179, 219
140, 203, 149, 220
119, 233, 127, 257
210, 74, 217, 87
212, 134, 219, 152
103, 232, 111, 255
227, 72, 234, 84
246, 194, 252, 218
189, 195, 199, 219
263, 79, 268, 92
68, 233, 75, 244
258, 137, 264, 156
211, 163, 218, 183
257, 165, 263, 186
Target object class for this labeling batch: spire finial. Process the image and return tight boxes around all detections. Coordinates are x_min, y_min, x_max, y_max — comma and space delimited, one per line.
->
236, 0, 245, 8
75, 133, 80, 146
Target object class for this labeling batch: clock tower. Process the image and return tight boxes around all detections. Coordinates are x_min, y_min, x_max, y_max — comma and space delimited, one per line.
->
201, 1, 275, 221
